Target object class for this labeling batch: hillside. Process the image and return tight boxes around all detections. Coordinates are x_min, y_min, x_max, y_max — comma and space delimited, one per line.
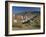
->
12, 11, 40, 30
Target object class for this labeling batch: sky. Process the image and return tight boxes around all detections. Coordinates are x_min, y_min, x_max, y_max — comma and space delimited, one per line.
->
12, 6, 40, 14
